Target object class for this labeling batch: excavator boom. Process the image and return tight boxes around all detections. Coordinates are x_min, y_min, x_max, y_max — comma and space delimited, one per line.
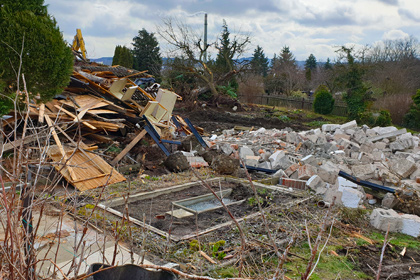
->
72, 29, 87, 60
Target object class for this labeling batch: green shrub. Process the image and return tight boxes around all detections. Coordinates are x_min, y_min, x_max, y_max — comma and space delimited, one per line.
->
313, 85, 335, 115
403, 89, 420, 129
359, 110, 392, 127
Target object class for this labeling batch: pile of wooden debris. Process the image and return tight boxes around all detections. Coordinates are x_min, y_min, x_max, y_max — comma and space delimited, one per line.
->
1, 61, 203, 191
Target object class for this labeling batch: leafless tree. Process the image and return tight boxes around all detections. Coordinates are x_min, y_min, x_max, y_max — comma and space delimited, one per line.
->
157, 17, 250, 100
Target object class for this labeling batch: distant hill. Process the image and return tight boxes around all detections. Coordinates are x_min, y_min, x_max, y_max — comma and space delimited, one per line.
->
90, 57, 113, 66
90, 57, 316, 69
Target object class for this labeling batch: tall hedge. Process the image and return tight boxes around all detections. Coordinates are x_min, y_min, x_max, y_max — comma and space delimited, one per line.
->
0, 0, 73, 115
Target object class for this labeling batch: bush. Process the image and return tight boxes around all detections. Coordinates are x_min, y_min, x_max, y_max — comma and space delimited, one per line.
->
360, 110, 392, 127
403, 89, 420, 129
313, 85, 335, 114
0, 1, 73, 114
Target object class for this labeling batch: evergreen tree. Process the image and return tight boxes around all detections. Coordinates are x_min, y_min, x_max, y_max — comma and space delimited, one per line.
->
277, 46, 297, 68
251, 45, 269, 77
335, 47, 370, 120
112, 45, 133, 68
112, 45, 122, 66
268, 46, 299, 95
305, 53, 317, 81
132, 29, 162, 79
324, 57, 333, 70
215, 21, 234, 74
120, 47, 133, 68
0, 0, 73, 115
305, 54, 317, 70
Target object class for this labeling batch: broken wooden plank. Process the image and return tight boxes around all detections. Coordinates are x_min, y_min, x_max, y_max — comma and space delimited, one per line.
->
111, 129, 147, 166
2, 133, 46, 153
54, 105, 97, 130
47, 145, 126, 192
38, 104, 45, 123
45, 115, 77, 181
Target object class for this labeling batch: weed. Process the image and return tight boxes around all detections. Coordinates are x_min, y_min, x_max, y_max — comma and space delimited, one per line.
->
277, 115, 290, 122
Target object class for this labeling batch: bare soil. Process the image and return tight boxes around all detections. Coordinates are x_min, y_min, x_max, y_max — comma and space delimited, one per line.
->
112, 181, 296, 238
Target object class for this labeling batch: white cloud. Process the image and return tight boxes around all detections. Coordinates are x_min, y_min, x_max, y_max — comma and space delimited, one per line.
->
382, 29, 410, 40
45, 0, 420, 61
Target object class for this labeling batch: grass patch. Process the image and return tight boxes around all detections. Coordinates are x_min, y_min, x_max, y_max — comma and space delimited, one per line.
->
283, 245, 370, 279
369, 231, 420, 249
306, 120, 329, 127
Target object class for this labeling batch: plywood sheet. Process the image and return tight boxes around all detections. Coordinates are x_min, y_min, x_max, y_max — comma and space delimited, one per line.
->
47, 145, 125, 191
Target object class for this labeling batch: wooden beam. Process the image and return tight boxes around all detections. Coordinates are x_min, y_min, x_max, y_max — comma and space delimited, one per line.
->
111, 129, 147, 166
45, 115, 77, 181
38, 104, 45, 123
54, 105, 97, 130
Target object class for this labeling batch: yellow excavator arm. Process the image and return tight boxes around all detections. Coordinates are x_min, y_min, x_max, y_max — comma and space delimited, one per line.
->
72, 29, 87, 60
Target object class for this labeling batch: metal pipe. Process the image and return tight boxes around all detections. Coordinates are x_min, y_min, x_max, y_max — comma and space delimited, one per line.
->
204, 13, 208, 63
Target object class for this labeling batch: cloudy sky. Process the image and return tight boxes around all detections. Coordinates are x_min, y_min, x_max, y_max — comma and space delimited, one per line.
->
45, 0, 420, 62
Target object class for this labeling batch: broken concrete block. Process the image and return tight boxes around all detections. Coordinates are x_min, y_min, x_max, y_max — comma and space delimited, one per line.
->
390, 141, 405, 152
245, 155, 260, 167
368, 128, 407, 142
340, 120, 357, 130
322, 124, 340, 133
186, 156, 209, 168
353, 129, 367, 144
370, 208, 402, 232
401, 214, 420, 237
300, 155, 317, 166
306, 175, 328, 194
285, 163, 299, 177
389, 158, 417, 178
298, 164, 317, 180
220, 143, 234, 155
269, 150, 285, 164
371, 150, 385, 162
377, 126, 398, 135
333, 133, 351, 141
340, 187, 365, 208
318, 161, 339, 184
239, 146, 254, 159
351, 164, 375, 180
271, 153, 292, 170
258, 161, 272, 170
374, 141, 387, 150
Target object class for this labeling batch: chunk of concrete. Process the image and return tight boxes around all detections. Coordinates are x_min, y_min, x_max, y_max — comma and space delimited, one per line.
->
389, 158, 417, 178
340, 120, 357, 130
300, 155, 317, 166
239, 146, 255, 159
285, 163, 299, 177
298, 164, 317, 180
370, 208, 402, 232
401, 214, 420, 237
340, 187, 365, 208
322, 124, 340, 133
306, 175, 328, 195
318, 161, 339, 184
245, 155, 260, 167
272, 154, 292, 170
220, 143, 234, 155
368, 128, 407, 142
351, 164, 375, 180
269, 150, 286, 164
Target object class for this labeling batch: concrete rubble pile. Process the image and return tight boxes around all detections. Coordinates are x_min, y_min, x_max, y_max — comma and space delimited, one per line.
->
200, 120, 420, 237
